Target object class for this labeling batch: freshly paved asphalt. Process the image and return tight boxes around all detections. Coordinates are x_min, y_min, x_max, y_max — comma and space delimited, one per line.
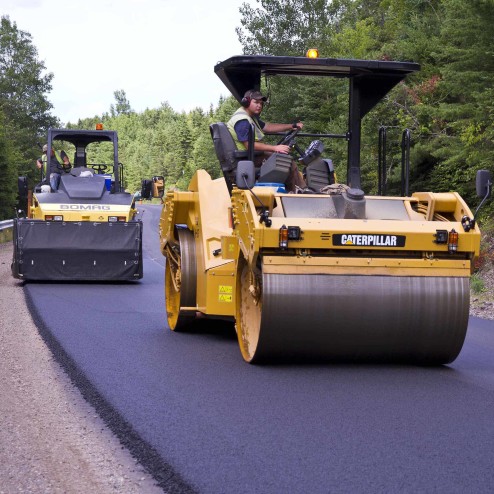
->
24, 204, 494, 494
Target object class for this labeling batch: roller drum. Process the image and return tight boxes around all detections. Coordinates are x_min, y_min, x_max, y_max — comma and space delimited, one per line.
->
238, 270, 469, 364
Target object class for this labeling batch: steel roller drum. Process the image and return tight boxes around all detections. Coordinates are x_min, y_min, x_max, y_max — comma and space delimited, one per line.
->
237, 271, 469, 364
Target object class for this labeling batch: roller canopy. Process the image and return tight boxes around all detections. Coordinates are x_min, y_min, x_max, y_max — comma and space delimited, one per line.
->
214, 55, 420, 119
48, 128, 116, 145
46, 128, 121, 189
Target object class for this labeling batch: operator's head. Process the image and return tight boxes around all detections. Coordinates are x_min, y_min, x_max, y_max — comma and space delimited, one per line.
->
241, 89, 267, 114
42, 144, 48, 152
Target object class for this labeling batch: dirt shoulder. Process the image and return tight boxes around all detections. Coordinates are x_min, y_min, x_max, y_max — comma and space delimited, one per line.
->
0, 242, 162, 493
470, 262, 494, 320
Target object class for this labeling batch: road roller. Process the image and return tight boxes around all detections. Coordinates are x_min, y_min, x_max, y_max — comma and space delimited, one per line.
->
148, 54, 492, 364
12, 127, 143, 281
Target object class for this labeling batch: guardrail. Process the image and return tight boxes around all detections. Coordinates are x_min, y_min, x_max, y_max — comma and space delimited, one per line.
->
0, 219, 14, 244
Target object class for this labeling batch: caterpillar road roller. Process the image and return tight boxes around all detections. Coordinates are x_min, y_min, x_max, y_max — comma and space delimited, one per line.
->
146, 54, 492, 364
12, 127, 143, 281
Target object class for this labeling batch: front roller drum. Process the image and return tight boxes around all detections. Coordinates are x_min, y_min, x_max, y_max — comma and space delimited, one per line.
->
235, 260, 469, 364
165, 228, 197, 331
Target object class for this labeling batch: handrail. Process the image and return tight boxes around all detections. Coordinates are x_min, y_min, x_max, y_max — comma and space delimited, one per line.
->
378, 126, 387, 195
377, 126, 411, 197
266, 131, 348, 139
401, 129, 411, 197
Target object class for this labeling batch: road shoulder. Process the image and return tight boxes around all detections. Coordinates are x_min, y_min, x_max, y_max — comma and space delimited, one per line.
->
0, 242, 162, 493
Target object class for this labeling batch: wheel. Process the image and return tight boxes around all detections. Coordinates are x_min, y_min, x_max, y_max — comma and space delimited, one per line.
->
164, 228, 197, 331
235, 257, 263, 363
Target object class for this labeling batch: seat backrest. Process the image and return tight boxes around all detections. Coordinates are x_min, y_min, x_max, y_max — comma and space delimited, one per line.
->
210, 123, 239, 172
74, 147, 87, 167
210, 122, 248, 193
305, 158, 335, 192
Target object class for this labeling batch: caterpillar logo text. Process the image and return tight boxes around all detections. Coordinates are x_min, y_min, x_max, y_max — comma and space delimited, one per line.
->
333, 234, 406, 247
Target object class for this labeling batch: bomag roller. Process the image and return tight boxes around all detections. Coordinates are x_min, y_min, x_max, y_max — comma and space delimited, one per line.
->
146, 54, 492, 364
12, 127, 143, 281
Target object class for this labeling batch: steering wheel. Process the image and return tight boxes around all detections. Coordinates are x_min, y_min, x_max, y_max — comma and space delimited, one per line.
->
91, 164, 109, 174
276, 127, 301, 145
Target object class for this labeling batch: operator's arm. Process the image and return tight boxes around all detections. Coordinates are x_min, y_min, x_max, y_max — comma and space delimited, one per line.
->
61, 150, 71, 167
235, 118, 300, 154
263, 121, 304, 133
241, 140, 291, 154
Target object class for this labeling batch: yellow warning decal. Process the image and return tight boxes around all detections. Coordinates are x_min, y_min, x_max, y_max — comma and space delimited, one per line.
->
219, 286, 233, 302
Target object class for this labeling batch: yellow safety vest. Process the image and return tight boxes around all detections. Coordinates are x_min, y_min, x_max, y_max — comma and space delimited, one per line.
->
227, 108, 265, 149
41, 149, 65, 175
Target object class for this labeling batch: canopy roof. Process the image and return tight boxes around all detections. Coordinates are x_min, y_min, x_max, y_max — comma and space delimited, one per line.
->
48, 129, 117, 148
214, 55, 420, 118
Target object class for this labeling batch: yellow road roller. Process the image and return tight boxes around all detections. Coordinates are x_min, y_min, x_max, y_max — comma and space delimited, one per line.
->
148, 54, 492, 364
12, 128, 142, 281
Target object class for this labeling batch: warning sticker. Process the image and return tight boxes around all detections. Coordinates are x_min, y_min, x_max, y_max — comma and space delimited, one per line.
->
219, 294, 232, 303
219, 285, 233, 294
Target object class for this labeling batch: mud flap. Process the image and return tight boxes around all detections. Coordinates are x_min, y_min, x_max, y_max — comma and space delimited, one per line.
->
12, 219, 143, 281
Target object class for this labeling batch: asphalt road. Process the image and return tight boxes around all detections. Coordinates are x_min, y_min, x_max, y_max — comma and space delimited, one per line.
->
24, 204, 494, 494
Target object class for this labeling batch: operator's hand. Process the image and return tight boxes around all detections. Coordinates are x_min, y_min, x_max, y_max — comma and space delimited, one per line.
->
273, 144, 291, 154
293, 121, 304, 130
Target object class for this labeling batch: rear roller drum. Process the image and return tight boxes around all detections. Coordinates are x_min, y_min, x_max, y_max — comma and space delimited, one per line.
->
165, 228, 197, 331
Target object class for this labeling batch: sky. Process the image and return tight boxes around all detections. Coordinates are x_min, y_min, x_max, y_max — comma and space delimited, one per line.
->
2, 0, 252, 124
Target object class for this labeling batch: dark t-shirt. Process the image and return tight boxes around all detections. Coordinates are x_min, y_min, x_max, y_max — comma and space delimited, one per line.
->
234, 117, 265, 142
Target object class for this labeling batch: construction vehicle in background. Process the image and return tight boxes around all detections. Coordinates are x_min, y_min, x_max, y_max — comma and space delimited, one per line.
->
144, 53, 492, 364
12, 127, 143, 281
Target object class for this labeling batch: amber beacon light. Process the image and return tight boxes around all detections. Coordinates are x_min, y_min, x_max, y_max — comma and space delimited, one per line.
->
306, 48, 319, 58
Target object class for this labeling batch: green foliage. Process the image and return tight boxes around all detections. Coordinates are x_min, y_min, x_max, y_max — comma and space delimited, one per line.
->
110, 90, 133, 118
234, 0, 494, 207
0, 15, 58, 217
0, 110, 17, 220
4, 1, 494, 216
471, 273, 486, 295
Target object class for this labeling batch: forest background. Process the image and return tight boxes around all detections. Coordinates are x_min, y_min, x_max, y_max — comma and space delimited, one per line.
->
0, 0, 493, 281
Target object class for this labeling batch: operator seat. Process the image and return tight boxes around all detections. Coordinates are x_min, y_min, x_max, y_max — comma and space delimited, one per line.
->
74, 148, 87, 167
299, 140, 336, 192
305, 158, 336, 191
210, 122, 250, 193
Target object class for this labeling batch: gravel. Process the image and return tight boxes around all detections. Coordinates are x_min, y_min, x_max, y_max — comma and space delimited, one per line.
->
0, 243, 163, 493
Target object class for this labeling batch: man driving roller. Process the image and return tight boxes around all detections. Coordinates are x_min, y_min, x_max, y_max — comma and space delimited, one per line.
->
227, 89, 307, 192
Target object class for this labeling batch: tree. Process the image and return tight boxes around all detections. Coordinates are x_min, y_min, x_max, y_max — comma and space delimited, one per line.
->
109, 89, 133, 117
0, 16, 58, 217
0, 109, 17, 220
0, 16, 58, 155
